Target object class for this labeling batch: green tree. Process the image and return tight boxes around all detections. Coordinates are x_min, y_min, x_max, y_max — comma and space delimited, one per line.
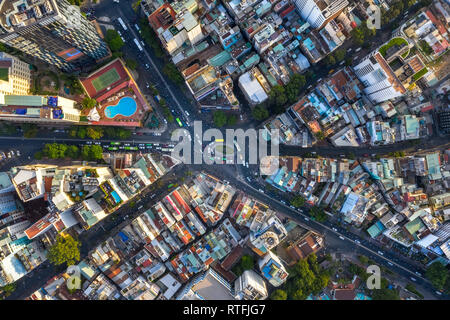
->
125, 59, 138, 70
43, 143, 68, 159
268, 85, 288, 113
65, 145, 80, 159
47, 235, 80, 267
371, 288, 400, 300
163, 63, 184, 85
309, 206, 327, 222
77, 127, 87, 139
80, 97, 97, 111
213, 110, 228, 127
23, 124, 38, 138
240, 255, 254, 271
227, 114, 237, 126
86, 127, 104, 140
81, 146, 91, 160
426, 262, 449, 290
252, 105, 270, 121
325, 54, 336, 66
334, 49, 346, 62
315, 131, 325, 141
271, 289, 287, 300
89, 145, 103, 160
418, 40, 433, 55
34, 151, 43, 160
351, 27, 365, 46
290, 195, 305, 208
358, 255, 369, 265
0, 283, 16, 299
105, 29, 124, 52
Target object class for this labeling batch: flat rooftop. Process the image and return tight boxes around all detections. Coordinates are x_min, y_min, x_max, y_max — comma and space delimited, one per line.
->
0, 0, 57, 33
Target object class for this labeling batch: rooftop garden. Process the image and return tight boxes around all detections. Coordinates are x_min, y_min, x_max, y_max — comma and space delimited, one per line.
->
412, 67, 428, 81
379, 37, 409, 58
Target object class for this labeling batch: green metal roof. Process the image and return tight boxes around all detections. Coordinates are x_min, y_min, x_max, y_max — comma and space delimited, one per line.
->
3, 95, 46, 106
208, 51, 231, 67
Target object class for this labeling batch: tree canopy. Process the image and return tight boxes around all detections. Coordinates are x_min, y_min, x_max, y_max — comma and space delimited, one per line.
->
282, 254, 330, 300
290, 195, 305, 208
270, 289, 287, 300
252, 105, 270, 121
213, 110, 228, 127
163, 63, 184, 85
47, 235, 81, 267
80, 97, 97, 111
232, 254, 255, 276
86, 127, 104, 140
426, 261, 449, 291
105, 29, 124, 52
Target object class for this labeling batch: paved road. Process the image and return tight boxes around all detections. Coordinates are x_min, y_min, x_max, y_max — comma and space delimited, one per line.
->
4, 0, 450, 300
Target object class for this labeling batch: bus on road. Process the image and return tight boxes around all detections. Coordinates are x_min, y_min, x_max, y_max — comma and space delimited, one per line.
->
117, 17, 127, 31
176, 117, 183, 127
134, 38, 143, 51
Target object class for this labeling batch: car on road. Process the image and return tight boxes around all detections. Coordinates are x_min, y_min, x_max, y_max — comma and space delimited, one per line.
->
354, 239, 360, 244
185, 111, 190, 116
304, 217, 309, 221
6, 152, 11, 158
280, 200, 286, 205
377, 251, 384, 256
435, 291, 442, 296
410, 277, 416, 282
339, 236, 345, 240
332, 227, 338, 232
387, 261, 393, 266
415, 271, 422, 276
113, 0, 119, 3
145, 63, 150, 70
258, 189, 264, 193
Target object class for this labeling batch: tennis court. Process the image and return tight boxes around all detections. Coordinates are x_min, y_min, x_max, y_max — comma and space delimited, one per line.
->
91, 68, 120, 92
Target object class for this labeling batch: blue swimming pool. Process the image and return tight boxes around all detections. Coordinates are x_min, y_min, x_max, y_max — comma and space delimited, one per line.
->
111, 190, 122, 204
105, 96, 137, 118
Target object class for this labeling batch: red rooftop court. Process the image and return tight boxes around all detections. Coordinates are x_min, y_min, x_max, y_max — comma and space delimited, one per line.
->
80, 58, 151, 127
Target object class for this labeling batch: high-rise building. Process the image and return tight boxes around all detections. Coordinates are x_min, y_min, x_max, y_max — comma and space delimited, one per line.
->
0, 0, 109, 72
353, 51, 406, 103
0, 52, 31, 95
258, 251, 289, 287
294, 0, 349, 29
234, 270, 268, 300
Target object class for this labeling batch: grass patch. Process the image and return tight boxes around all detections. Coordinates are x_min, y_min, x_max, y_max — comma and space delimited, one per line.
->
379, 37, 408, 58
412, 67, 428, 81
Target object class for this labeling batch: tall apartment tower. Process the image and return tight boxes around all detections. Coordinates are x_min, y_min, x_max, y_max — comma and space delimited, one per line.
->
294, 0, 349, 29
0, 51, 31, 95
0, 0, 109, 72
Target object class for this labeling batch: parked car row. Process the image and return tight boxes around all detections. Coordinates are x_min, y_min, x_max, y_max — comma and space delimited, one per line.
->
0, 149, 21, 160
